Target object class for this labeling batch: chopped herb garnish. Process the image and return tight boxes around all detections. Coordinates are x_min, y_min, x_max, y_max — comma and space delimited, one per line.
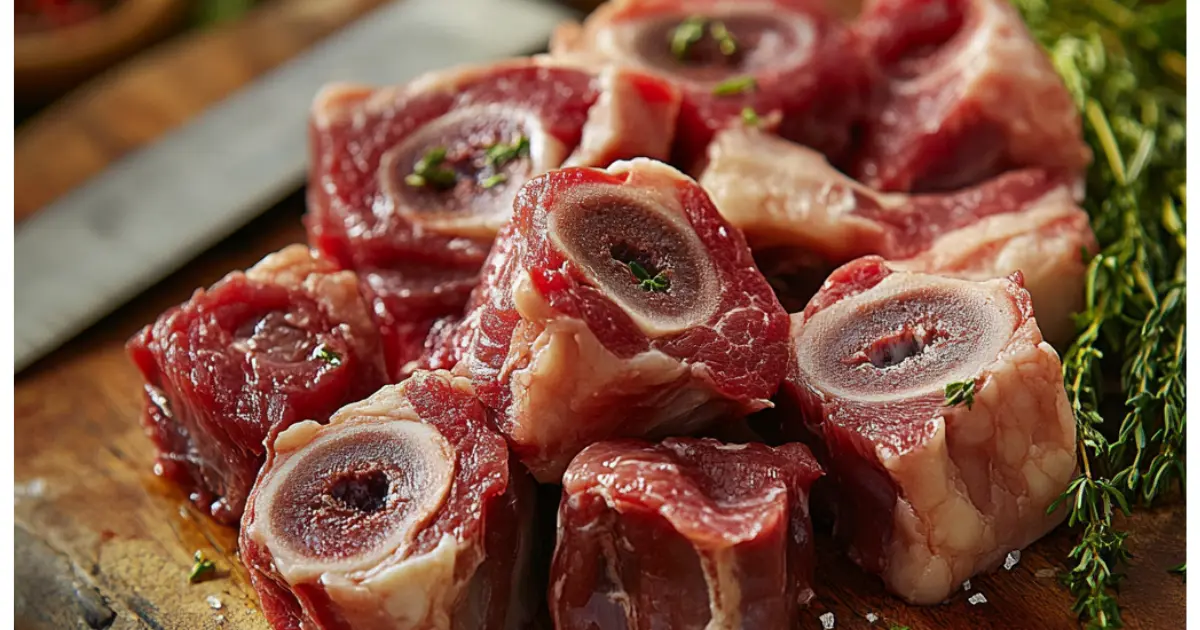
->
627, 260, 670, 293
406, 146, 457, 190
1170, 562, 1186, 577
313, 344, 342, 367
709, 20, 738, 56
189, 551, 216, 583
481, 173, 508, 189
943, 379, 976, 409
712, 75, 756, 96
485, 135, 530, 169
741, 106, 760, 126
670, 16, 707, 60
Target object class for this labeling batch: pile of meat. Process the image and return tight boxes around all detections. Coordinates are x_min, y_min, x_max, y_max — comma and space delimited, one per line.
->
127, 0, 1092, 627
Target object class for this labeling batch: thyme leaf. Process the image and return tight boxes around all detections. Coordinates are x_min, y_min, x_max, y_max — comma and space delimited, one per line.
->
627, 260, 670, 293
481, 173, 508, 189
406, 146, 457, 190
943, 379, 976, 409
670, 16, 707, 60
313, 344, 342, 367
741, 106, 761, 126
189, 551, 216, 583
1014, 0, 1186, 626
712, 75, 756, 97
485, 136, 530, 169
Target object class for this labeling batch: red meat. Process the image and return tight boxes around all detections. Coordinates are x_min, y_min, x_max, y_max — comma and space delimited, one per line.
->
240, 370, 536, 629
306, 57, 681, 377
781, 257, 1076, 604
551, 0, 870, 173
550, 437, 823, 629
432, 159, 790, 481
126, 245, 387, 523
852, 0, 1090, 191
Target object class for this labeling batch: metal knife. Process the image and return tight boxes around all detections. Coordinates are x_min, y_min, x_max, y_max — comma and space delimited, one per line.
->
14, 0, 575, 372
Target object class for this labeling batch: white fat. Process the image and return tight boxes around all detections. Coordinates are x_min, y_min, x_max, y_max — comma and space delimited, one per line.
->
321, 534, 463, 630
377, 104, 569, 240
700, 547, 744, 630
698, 128, 895, 254
251, 420, 454, 584
271, 420, 324, 453
565, 67, 677, 167
507, 270, 726, 480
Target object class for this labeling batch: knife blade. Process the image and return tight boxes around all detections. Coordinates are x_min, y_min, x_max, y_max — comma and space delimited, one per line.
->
14, 0, 575, 372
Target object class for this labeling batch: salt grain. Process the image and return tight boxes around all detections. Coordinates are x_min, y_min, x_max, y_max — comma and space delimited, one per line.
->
968, 592, 988, 606
214, 614, 225, 625
1004, 550, 1022, 570
865, 612, 879, 623
961, 579, 971, 591
207, 596, 223, 610
819, 612, 836, 629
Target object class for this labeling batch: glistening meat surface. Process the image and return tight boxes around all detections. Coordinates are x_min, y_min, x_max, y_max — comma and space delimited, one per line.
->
551, 437, 823, 630
782, 257, 1076, 604
431, 158, 790, 481
240, 370, 535, 630
306, 58, 681, 377
551, 0, 869, 172
126, 245, 387, 523
852, 0, 1090, 191
699, 128, 1095, 345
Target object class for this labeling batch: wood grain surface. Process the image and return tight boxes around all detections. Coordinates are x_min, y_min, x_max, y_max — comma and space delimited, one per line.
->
12, 196, 1186, 628
13, 0, 1185, 628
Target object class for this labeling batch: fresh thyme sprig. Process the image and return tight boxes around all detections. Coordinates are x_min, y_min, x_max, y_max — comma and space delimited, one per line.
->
1014, 1, 1186, 627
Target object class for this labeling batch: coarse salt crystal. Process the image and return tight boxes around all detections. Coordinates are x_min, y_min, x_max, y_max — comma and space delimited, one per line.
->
968, 593, 988, 606
1004, 550, 1022, 570
865, 612, 879, 622
207, 596, 223, 610
962, 579, 971, 591
214, 614, 225, 625
820, 612, 836, 629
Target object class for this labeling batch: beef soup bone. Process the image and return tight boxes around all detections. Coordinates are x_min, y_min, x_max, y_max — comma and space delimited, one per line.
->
551, 438, 824, 630
240, 370, 535, 630
852, 0, 1091, 192
126, 245, 387, 524
305, 57, 681, 377
782, 257, 1076, 605
699, 127, 1095, 346
551, 0, 870, 172
437, 158, 790, 481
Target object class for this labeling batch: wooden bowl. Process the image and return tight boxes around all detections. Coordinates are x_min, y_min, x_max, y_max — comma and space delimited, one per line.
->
16, 0, 188, 105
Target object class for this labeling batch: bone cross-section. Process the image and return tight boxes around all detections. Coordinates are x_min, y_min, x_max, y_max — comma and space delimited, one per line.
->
782, 257, 1076, 604
551, 437, 823, 629
126, 245, 388, 523
240, 370, 535, 630
551, 0, 870, 172
431, 158, 790, 481
306, 57, 681, 377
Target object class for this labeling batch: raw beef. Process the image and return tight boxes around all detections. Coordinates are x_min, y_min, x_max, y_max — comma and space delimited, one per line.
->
782, 257, 1076, 604
240, 370, 536, 629
852, 0, 1090, 191
551, 0, 870, 173
126, 245, 388, 523
306, 57, 681, 377
434, 158, 791, 481
550, 437, 823, 629
699, 127, 1095, 344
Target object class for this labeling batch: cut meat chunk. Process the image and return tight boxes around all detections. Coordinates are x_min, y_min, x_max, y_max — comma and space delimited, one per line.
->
551, 437, 823, 629
699, 127, 1095, 344
240, 370, 536, 630
306, 57, 681, 377
782, 257, 1076, 604
852, 0, 1090, 191
126, 245, 388, 523
551, 0, 870, 172
438, 159, 790, 481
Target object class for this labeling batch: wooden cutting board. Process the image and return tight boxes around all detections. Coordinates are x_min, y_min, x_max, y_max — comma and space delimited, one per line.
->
14, 2, 1186, 628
